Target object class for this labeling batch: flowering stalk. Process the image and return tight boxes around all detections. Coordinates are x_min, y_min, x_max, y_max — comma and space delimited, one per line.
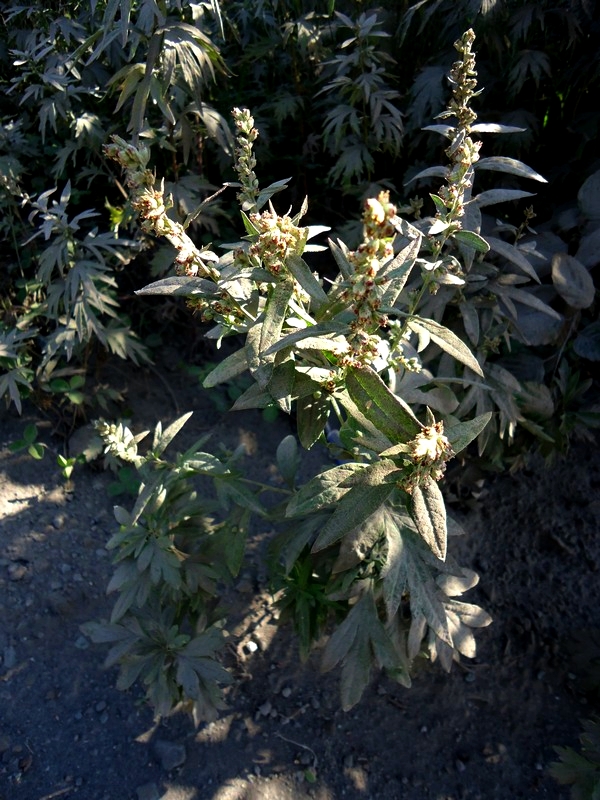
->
104, 136, 220, 283
231, 107, 260, 213
340, 191, 396, 368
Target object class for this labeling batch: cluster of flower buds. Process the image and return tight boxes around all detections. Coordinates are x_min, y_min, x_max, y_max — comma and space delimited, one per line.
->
340, 191, 397, 368
94, 420, 144, 468
401, 421, 454, 493
245, 210, 306, 277
232, 107, 260, 212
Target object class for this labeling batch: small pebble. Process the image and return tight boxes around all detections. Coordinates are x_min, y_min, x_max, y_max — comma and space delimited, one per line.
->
245, 640, 258, 653
95, 701, 107, 712
281, 687, 292, 698
258, 700, 272, 717
74, 636, 89, 650
465, 672, 476, 683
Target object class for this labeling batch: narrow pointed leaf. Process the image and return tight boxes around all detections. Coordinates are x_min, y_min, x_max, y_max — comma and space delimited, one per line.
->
445, 412, 492, 455
475, 157, 547, 183
286, 253, 328, 307
202, 348, 249, 388
411, 476, 447, 560
486, 236, 541, 283
452, 230, 489, 253
407, 318, 483, 376
473, 189, 535, 207
346, 366, 422, 441
296, 392, 331, 449
136, 276, 218, 297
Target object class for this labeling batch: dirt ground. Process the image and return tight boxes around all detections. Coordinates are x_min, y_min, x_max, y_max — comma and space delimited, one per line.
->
1, 351, 599, 800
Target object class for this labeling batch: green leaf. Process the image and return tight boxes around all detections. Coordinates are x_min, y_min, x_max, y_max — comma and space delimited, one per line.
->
321, 591, 400, 710
445, 413, 492, 455
452, 229, 489, 253
264, 321, 350, 356
276, 435, 299, 486
473, 189, 535, 207
407, 318, 483, 376
574, 321, 600, 361
28, 442, 46, 460
23, 423, 38, 444
249, 278, 294, 387
410, 476, 447, 561
152, 412, 193, 456
486, 236, 541, 283
296, 392, 331, 450
286, 462, 365, 518
312, 462, 398, 552
475, 157, 547, 183
202, 348, 248, 388
551, 253, 595, 309
286, 253, 328, 307
345, 367, 422, 442
380, 236, 422, 306
135, 276, 219, 296
470, 123, 526, 134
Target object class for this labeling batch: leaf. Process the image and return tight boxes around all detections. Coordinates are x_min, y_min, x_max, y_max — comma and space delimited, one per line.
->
345, 366, 422, 441
249, 278, 294, 387
296, 392, 331, 450
470, 123, 526, 134
459, 301, 479, 346
135, 276, 219, 296
411, 476, 447, 561
475, 157, 547, 183
486, 236, 541, 283
153, 411, 193, 456
452, 229, 489, 253
445, 413, 492, 455
202, 348, 249, 388
407, 318, 483, 376
576, 227, 600, 269
265, 321, 350, 356
551, 253, 595, 309
380, 235, 422, 306
311, 462, 398, 552
574, 321, 600, 361
321, 591, 399, 710
286, 463, 364, 518
276, 435, 299, 486
405, 165, 447, 185
473, 189, 535, 207
286, 253, 328, 307
578, 169, 600, 219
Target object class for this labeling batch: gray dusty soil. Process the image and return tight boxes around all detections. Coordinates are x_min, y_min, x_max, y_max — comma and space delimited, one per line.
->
1, 352, 599, 800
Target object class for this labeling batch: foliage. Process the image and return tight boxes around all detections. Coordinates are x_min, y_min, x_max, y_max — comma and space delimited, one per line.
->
0, 0, 232, 418
550, 718, 600, 800
94, 32, 519, 718
1, 0, 597, 727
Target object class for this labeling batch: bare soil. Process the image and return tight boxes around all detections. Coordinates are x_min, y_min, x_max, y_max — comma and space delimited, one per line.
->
1, 352, 599, 800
